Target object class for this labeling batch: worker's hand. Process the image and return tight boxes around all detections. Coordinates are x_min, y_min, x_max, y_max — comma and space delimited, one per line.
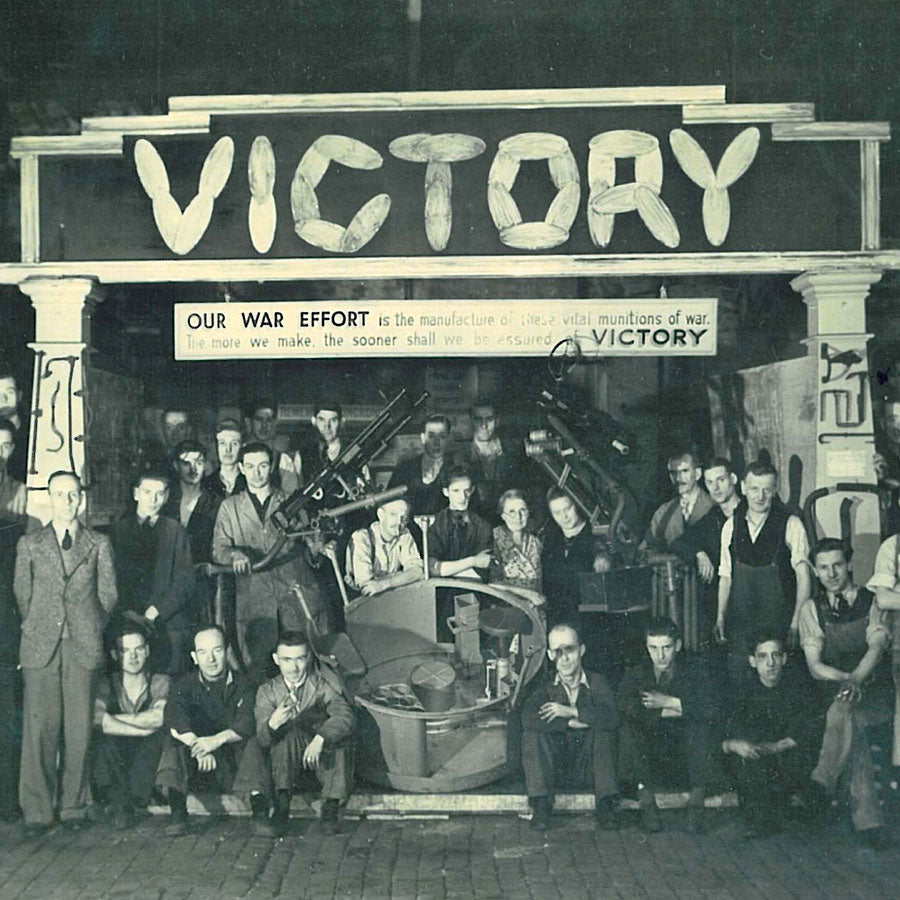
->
231, 550, 251, 575
268, 695, 299, 731
360, 582, 381, 596
725, 739, 760, 760
714, 618, 726, 644
144, 605, 160, 623
696, 552, 715, 584
197, 753, 217, 773
303, 735, 324, 769
472, 551, 493, 569
539, 702, 577, 722
640, 691, 673, 711
836, 681, 862, 704
190, 735, 222, 759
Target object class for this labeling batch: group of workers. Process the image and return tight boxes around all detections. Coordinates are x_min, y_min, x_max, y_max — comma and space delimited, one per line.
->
0, 365, 899, 850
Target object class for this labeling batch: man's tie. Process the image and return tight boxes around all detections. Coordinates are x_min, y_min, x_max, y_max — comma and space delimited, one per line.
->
61, 530, 72, 551
835, 593, 850, 616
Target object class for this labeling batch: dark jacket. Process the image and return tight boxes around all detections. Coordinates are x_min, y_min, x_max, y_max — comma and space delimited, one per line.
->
110, 514, 195, 631
388, 455, 449, 517
616, 655, 720, 728
165, 669, 256, 739
522, 669, 618, 734
163, 486, 221, 564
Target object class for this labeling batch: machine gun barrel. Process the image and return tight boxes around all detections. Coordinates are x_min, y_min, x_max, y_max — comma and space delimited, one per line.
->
273, 389, 429, 530
293, 486, 409, 536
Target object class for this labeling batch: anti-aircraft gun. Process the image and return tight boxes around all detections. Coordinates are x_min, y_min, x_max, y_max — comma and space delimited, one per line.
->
525, 387, 644, 560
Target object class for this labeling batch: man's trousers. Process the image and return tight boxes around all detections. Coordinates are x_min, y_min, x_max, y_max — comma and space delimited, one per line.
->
521, 726, 618, 800
20, 638, 96, 826
92, 730, 165, 809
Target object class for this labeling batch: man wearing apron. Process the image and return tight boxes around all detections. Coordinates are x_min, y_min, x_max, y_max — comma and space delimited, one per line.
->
866, 526, 900, 787
716, 461, 811, 684
801, 538, 893, 849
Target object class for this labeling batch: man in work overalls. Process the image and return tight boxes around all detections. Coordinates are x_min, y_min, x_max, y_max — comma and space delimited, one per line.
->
800, 538, 893, 849
715, 460, 811, 684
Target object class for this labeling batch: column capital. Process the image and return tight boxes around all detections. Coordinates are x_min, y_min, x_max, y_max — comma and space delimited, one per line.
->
18, 276, 104, 343
790, 268, 882, 336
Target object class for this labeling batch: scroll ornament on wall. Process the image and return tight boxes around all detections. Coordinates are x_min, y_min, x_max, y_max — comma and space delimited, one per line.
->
291, 135, 391, 253
669, 127, 760, 246
487, 133, 580, 250
134, 137, 235, 255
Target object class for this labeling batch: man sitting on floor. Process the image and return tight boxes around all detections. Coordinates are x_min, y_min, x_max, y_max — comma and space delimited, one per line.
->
236, 630, 355, 837
156, 625, 256, 836
799, 538, 894, 849
722, 630, 821, 839
521, 622, 620, 831
616, 617, 719, 834
92, 621, 169, 829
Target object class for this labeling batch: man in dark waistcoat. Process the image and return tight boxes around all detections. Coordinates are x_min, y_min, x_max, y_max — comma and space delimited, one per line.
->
716, 460, 811, 684
798, 538, 893, 849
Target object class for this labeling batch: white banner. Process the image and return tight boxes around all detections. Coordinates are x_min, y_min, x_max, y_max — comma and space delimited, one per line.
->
174, 298, 717, 360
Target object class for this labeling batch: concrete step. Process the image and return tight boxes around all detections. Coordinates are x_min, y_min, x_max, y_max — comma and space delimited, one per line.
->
149, 790, 739, 818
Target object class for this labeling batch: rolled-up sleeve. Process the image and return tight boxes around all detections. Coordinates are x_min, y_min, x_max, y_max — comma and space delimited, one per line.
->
785, 516, 810, 570
866, 601, 891, 647
797, 598, 824, 652
866, 536, 899, 591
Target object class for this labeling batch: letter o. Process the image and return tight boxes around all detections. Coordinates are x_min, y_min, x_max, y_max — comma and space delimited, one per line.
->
187, 313, 202, 329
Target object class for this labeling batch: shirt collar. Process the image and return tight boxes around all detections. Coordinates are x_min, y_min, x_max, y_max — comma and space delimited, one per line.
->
827, 585, 858, 607
198, 669, 233, 688
553, 670, 589, 688
52, 520, 79, 543
137, 514, 158, 527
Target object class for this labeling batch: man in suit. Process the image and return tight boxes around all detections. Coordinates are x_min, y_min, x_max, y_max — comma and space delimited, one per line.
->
14, 471, 118, 832
642, 450, 715, 552
212, 442, 327, 684
521, 622, 620, 831
111, 471, 195, 675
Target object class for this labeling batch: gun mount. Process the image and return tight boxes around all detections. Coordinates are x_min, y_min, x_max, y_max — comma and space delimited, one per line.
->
526, 388, 645, 559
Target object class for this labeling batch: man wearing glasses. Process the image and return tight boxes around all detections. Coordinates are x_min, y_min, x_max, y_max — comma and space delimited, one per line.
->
520, 622, 620, 831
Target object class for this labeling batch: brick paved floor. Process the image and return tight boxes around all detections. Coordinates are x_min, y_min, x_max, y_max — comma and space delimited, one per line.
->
0, 809, 897, 900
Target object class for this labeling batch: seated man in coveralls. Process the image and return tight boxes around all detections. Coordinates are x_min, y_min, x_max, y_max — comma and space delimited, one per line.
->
236, 630, 355, 837
156, 624, 255, 836
799, 538, 893, 849
521, 622, 620, 831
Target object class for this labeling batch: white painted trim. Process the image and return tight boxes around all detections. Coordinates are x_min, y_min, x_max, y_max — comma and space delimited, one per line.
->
9, 134, 124, 158
772, 122, 891, 142
168, 85, 727, 114
682, 102, 814, 124
19, 155, 40, 264
860, 140, 881, 251
0, 252, 897, 287
81, 112, 211, 135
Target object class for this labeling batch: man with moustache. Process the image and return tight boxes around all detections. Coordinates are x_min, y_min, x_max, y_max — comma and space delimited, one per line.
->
670, 457, 741, 647
15, 471, 117, 832
717, 460, 811, 682
111, 471, 195, 675
643, 451, 715, 552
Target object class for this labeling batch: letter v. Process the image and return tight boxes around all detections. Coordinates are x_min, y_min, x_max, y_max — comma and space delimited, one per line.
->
134, 137, 234, 255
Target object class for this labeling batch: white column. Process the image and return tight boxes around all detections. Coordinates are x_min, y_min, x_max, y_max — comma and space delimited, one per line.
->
791, 268, 882, 580
17, 276, 104, 524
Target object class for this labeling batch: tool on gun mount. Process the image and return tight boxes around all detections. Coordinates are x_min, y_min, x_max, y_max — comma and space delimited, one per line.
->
526, 389, 644, 557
